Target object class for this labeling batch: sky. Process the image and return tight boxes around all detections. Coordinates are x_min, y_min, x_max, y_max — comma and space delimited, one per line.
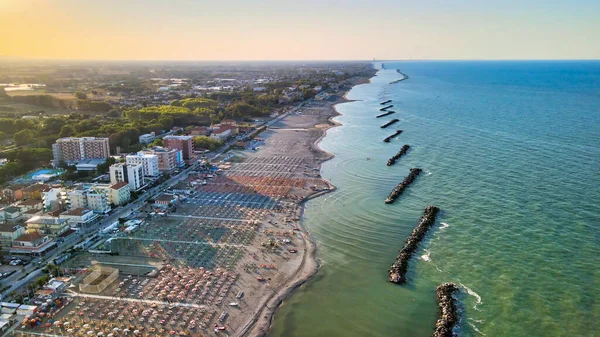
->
0, 0, 599, 61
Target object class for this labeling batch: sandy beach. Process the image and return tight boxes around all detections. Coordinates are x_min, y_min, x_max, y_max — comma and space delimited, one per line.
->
239, 74, 375, 337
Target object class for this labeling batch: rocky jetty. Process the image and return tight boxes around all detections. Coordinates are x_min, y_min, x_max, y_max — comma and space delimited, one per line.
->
376, 111, 396, 118
387, 145, 410, 166
383, 130, 403, 143
388, 205, 438, 284
384, 168, 422, 204
380, 105, 394, 111
433, 282, 460, 337
381, 119, 400, 129
380, 100, 392, 105
390, 70, 410, 84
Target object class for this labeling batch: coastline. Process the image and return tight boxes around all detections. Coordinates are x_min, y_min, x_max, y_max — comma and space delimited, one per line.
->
239, 71, 376, 337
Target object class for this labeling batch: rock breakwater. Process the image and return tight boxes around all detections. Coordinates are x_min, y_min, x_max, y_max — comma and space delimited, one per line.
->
387, 145, 410, 166
376, 111, 396, 118
381, 119, 400, 129
384, 168, 422, 204
380, 100, 392, 105
380, 105, 394, 111
433, 282, 460, 337
390, 70, 409, 84
383, 130, 403, 143
388, 205, 438, 282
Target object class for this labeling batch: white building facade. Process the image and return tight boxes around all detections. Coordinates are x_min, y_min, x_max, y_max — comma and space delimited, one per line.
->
126, 154, 160, 178
109, 163, 144, 191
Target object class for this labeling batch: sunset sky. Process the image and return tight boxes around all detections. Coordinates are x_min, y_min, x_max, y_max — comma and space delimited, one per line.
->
1, 0, 599, 61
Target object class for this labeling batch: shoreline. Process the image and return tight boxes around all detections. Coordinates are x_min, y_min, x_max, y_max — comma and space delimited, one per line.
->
239, 71, 376, 337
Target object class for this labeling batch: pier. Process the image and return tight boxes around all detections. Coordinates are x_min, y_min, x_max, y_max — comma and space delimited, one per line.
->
380, 100, 392, 105
387, 145, 410, 166
383, 130, 403, 143
380, 119, 399, 129
376, 111, 396, 118
433, 283, 460, 337
384, 168, 422, 204
388, 205, 439, 283
380, 105, 394, 111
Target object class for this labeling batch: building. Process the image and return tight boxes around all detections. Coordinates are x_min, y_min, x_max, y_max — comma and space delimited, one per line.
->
22, 184, 51, 200
25, 215, 70, 237
11, 231, 56, 256
189, 126, 210, 136
125, 153, 160, 178
109, 163, 144, 191
2, 185, 25, 202
74, 158, 106, 171
210, 126, 232, 141
163, 135, 194, 160
141, 147, 184, 172
0, 224, 26, 249
67, 185, 111, 214
0, 206, 22, 222
109, 182, 131, 206
60, 208, 98, 229
138, 133, 156, 144
16, 199, 43, 212
154, 193, 178, 206
52, 137, 110, 166
42, 187, 67, 212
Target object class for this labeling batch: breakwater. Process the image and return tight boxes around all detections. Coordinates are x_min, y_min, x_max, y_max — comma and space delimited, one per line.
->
376, 111, 396, 118
380, 105, 394, 111
380, 119, 399, 129
380, 100, 392, 105
384, 168, 422, 204
383, 130, 403, 143
387, 145, 410, 166
388, 205, 438, 283
433, 283, 460, 337
389, 70, 409, 84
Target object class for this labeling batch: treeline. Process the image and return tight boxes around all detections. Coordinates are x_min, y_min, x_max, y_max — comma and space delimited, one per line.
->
0, 148, 53, 184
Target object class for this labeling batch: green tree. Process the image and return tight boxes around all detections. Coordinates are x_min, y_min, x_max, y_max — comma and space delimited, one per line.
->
13, 129, 35, 146
59, 125, 75, 138
150, 138, 164, 147
74, 91, 88, 100
193, 136, 223, 151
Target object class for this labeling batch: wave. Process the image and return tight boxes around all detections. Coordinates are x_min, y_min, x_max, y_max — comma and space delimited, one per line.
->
421, 249, 431, 262
440, 222, 450, 230
468, 322, 488, 336
460, 283, 483, 311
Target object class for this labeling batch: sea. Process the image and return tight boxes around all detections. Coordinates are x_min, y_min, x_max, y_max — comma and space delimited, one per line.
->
268, 61, 600, 337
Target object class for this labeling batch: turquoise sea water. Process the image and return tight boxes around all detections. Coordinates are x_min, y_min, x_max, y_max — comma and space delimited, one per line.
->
268, 61, 600, 337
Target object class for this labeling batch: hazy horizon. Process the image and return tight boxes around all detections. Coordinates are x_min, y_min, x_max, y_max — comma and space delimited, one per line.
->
1, 0, 599, 61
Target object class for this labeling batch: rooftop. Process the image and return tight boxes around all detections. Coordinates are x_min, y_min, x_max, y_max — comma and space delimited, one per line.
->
164, 135, 194, 140
110, 181, 129, 190
0, 223, 23, 233
14, 231, 45, 242
61, 207, 92, 216
18, 199, 42, 206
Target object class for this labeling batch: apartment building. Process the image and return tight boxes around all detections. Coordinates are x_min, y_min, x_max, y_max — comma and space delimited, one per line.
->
125, 153, 160, 177
52, 137, 110, 166
109, 163, 144, 191
163, 135, 194, 160
141, 147, 184, 172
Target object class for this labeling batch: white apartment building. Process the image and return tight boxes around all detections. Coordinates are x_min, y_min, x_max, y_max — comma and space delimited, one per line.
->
125, 153, 160, 178
139, 133, 156, 144
67, 185, 111, 214
109, 163, 144, 191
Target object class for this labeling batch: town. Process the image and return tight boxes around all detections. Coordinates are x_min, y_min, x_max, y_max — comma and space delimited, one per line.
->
0, 61, 374, 336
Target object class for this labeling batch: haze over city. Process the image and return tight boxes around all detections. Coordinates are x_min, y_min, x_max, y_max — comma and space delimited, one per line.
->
1, 0, 599, 60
